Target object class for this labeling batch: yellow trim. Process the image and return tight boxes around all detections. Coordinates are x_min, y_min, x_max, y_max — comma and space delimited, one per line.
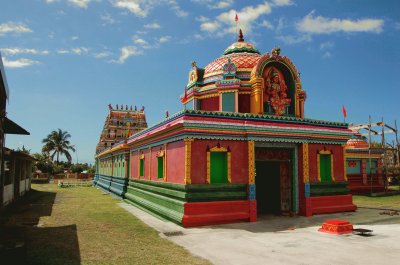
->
248, 141, 255, 184
250, 77, 263, 114
303, 143, 309, 183
342, 145, 347, 181
238, 91, 252, 95
317, 154, 321, 182
196, 93, 219, 100
319, 150, 332, 155
219, 89, 238, 94
184, 138, 194, 184
331, 154, 335, 181
138, 153, 144, 178
210, 146, 228, 152
227, 152, 231, 183
149, 147, 152, 180
345, 153, 381, 159
207, 151, 210, 184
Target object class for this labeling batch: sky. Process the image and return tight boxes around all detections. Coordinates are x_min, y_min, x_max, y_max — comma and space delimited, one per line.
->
1, 0, 399, 164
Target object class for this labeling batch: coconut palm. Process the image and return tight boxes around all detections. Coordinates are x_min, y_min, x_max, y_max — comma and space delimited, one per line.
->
42, 129, 76, 164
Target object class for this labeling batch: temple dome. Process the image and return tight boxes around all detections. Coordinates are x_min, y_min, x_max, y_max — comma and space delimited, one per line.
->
346, 134, 369, 149
204, 53, 261, 79
203, 29, 261, 79
223, 41, 260, 55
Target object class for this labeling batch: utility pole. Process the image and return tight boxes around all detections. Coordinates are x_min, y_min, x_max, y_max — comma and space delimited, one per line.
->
395, 120, 399, 166
369, 115, 372, 195
381, 117, 387, 191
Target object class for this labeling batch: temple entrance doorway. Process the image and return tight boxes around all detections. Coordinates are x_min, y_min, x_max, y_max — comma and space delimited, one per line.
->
255, 147, 292, 215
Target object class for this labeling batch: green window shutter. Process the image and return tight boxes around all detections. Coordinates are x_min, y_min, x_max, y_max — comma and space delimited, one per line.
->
157, 157, 164, 179
140, 159, 144, 176
366, 160, 377, 174
222, 92, 235, 112
210, 152, 228, 184
320, 154, 332, 182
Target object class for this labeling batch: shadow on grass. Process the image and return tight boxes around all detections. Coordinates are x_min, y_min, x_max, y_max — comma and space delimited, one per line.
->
0, 188, 81, 265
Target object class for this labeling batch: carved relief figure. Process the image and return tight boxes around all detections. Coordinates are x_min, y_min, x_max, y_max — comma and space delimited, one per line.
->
264, 67, 291, 116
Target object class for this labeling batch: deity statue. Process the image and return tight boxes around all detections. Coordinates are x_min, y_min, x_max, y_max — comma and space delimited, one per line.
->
264, 68, 291, 116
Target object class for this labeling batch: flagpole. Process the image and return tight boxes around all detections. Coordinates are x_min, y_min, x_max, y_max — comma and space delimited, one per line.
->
235, 12, 238, 40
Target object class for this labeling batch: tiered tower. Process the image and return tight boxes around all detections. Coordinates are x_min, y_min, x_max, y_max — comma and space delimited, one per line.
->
96, 104, 147, 154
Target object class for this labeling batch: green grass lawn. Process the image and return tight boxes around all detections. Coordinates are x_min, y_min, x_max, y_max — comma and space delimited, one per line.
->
353, 193, 400, 209
1, 184, 210, 265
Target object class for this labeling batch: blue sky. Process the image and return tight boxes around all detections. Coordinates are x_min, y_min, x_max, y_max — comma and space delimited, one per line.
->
1, 0, 399, 164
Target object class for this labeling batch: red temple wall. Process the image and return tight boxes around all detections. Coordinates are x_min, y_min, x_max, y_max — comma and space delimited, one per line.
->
166, 141, 185, 184
308, 144, 345, 182
200, 96, 219, 111
190, 140, 248, 184
130, 141, 185, 184
130, 148, 151, 179
238, 94, 250, 113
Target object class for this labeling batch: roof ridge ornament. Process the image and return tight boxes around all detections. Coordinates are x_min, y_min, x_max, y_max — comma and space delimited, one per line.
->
238, 29, 244, 42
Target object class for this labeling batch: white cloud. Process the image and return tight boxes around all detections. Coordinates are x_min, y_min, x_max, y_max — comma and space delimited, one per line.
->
297, 11, 384, 34
71, 47, 89, 54
200, 2, 273, 36
71, 36, 79, 40
191, 0, 233, 9
113, 46, 142, 64
196, 16, 209, 23
133, 38, 148, 45
144, 22, 160, 29
169, 0, 188, 17
0, 48, 49, 56
57, 47, 89, 55
94, 51, 112, 58
132, 38, 151, 48
395, 22, 400, 30
2, 58, 39, 68
322, 51, 332, 59
158, 35, 171, 43
319, 41, 334, 50
261, 20, 273, 30
46, 0, 90, 7
271, 0, 293, 6
112, 0, 187, 18
275, 17, 285, 33
101, 13, 117, 25
201, 21, 221, 32
68, 0, 92, 8
275, 34, 312, 45
0, 22, 32, 35
112, 0, 151, 17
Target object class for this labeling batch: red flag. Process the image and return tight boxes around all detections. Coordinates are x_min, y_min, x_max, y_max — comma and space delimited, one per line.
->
342, 105, 347, 118
235, 13, 238, 22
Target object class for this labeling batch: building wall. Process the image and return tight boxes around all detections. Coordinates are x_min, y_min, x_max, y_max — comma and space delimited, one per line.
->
308, 144, 345, 182
3, 183, 13, 205
165, 141, 185, 184
190, 139, 248, 184
200, 96, 219, 111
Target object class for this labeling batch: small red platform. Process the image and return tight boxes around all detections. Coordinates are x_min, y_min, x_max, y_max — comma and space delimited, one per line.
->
318, 219, 353, 234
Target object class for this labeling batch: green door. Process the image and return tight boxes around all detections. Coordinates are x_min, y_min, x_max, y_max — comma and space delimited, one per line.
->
210, 152, 228, 184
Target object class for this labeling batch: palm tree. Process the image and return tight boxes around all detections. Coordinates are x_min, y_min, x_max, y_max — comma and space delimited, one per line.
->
42, 129, 76, 164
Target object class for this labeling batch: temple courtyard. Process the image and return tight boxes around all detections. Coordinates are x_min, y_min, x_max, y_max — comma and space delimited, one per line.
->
1, 184, 400, 265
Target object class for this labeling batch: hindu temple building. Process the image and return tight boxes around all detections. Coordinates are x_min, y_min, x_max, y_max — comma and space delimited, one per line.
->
94, 31, 357, 227
345, 133, 384, 194
96, 104, 147, 154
